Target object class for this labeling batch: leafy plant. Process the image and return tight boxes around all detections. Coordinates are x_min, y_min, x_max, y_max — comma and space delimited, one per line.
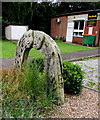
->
2, 58, 85, 118
2, 58, 57, 118
63, 61, 84, 94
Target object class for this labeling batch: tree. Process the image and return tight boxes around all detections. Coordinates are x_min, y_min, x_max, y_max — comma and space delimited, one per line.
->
2, 2, 100, 38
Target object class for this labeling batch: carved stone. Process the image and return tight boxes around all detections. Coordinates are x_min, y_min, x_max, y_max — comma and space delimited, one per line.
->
15, 30, 64, 105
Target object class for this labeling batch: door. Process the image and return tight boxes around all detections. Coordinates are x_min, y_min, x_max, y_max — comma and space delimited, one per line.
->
88, 27, 93, 35
66, 22, 74, 42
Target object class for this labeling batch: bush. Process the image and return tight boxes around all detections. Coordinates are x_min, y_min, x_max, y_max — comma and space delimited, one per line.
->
28, 58, 84, 95
63, 61, 84, 94
2, 58, 57, 118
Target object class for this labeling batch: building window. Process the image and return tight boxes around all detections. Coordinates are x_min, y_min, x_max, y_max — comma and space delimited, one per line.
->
73, 20, 84, 37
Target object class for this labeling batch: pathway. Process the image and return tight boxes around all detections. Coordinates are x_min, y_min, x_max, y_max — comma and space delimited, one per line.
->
0, 48, 100, 68
73, 58, 100, 91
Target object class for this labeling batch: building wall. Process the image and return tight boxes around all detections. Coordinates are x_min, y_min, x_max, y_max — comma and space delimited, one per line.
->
66, 14, 88, 43
92, 20, 100, 46
5, 25, 28, 41
67, 14, 88, 22
69, 13, 100, 46
5, 25, 11, 40
51, 11, 100, 46
73, 37, 83, 44
97, 20, 100, 46
84, 20, 100, 46
50, 16, 67, 40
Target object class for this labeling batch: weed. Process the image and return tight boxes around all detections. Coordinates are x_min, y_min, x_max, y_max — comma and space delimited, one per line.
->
96, 76, 100, 79
88, 78, 94, 81
96, 87, 100, 91
86, 81, 96, 88
84, 64, 94, 70
2, 59, 57, 118
78, 57, 100, 61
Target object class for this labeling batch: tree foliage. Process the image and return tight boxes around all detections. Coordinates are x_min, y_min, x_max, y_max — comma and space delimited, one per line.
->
2, 2, 100, 38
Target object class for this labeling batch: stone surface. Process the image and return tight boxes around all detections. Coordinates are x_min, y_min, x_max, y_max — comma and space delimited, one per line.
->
73, 58, 100, 91
15, 30, 64, 105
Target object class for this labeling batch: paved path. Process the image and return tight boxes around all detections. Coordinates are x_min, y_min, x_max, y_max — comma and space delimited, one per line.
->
61, 48, 100, 61
73, 58, 100, 91
0, 48, 100, 68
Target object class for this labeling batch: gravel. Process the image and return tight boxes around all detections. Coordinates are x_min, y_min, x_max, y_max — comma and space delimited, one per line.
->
52, 87, 99, 118
50, 57, 99, 118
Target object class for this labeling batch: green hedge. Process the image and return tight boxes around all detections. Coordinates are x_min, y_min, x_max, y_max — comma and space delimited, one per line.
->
63, 61, 84, 94
30, 58, 84, 95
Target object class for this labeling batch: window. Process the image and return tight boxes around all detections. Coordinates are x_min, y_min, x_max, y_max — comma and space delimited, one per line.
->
73, 20, 84, 37
79, 21, 84, 30
74, 21, 78, 29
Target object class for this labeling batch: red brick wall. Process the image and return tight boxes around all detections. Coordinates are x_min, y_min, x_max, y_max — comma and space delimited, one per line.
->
84, 21, 88, 35
50, 16, 67, 40
73, 37, 82, 44
94, 20, 100, 46
84, 20, 100, 46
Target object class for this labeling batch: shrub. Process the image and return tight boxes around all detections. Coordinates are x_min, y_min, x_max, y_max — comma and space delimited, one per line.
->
2, 58, 57, 118
27, 58, 84, 95
63, 61, 84, 94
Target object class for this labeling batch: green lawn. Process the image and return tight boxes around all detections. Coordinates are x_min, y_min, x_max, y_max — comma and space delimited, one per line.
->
0, 40, 42, 58
56, 40, 95, 53
0, 40, 96, 58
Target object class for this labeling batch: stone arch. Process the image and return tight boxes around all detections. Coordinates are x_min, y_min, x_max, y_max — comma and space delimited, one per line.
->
15, 30, 64, 105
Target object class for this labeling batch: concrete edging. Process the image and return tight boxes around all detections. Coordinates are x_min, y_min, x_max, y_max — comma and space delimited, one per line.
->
68, 54, 100, 62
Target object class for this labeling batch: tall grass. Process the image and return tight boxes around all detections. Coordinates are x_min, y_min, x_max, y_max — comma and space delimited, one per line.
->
2, 59, 57, 118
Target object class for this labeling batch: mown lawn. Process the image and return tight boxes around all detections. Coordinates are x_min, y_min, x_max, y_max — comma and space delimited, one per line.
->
56, 40, 95, 53
0, 40, 42, 58
0, 40, 95, 58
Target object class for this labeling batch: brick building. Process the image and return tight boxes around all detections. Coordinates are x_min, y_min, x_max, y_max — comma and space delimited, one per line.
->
50, 9, 100, 46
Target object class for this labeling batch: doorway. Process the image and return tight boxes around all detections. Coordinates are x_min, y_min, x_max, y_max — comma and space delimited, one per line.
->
66, 22, 74, 42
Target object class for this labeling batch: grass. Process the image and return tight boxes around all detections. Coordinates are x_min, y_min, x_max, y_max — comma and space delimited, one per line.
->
56, 40, 95, 53
86, 81, 96, 88
1, 59, 57, 118
0, 40, 42, 58
0, 40, 96, 58
79, 57, 99, 61
1, 57, 85, 118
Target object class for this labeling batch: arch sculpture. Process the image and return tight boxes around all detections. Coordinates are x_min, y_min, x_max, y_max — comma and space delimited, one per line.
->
15, 30, 64, 105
